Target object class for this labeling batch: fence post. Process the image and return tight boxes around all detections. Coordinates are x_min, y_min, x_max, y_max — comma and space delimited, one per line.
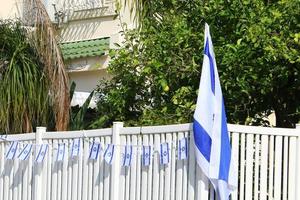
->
34, 127, 46, 200
296, 124, 300, 200
110, 122, 123, 200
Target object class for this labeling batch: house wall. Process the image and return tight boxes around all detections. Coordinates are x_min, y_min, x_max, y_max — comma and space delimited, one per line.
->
69, 69, 111, 92
0, 0, 20, 19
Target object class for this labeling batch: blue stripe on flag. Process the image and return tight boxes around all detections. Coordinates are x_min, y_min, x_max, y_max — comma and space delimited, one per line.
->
218, 100, 231, 181
110, 145, 114, 164
193, 119, 212, 162
204, 38, 215, 94
24, 145, 32, 160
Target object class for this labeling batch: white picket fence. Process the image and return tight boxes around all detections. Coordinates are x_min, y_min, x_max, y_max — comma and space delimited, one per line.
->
0, 122, 299, 200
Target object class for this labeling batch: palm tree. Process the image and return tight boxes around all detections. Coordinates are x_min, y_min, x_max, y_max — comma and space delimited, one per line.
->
0, 20, 52, 133
0, 0, 70, 134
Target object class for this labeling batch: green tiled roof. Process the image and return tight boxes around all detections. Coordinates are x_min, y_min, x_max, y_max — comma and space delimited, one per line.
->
60, 37, 110, 60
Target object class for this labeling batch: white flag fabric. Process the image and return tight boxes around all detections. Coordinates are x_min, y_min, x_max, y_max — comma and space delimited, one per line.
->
35, 144, 48, 163
71, 138, 80, 158
18, 144, 33, 161
142, 146, 151, 166
160, 143, 169, 165
104, 144, 114, 164
56, 143, 66, 161
193, 23, 237, 199
6, 141, 18, 160
89, 142, 101, 160
178, 138, 188, 160
122, 145, 133, 167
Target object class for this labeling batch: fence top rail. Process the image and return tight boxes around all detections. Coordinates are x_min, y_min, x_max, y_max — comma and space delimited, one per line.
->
0, 123, 298, 143
121, 123, 299, 137
44, 128, 113, 139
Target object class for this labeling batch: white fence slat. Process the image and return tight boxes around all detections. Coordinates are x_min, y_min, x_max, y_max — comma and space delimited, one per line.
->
9, 160, 13, 200
57, 140, 63, 200
67, 139, 72, 200
245, 134, 254, 200
181, 131, 189, 200
159, 134, 165, 200
62, 139, 68, 200
253, 134, 260, 200
130, 135, 138, 200
0, 143, 4, 200
187, 132, 195, 200
92, 137, 100, 200
164, 133, 172, 200
259, 135, 268, 200
288, 137, 297, 200
135, 135, 142, 200
28, 145, 33, 200
42, 140, 50, 200
268, 136, 274, 199
71, 141, 79, 200
175, 132, 184, 200
152, 134, 160, 200
147, 134, 154, 200
282, 136, 288, 200
12, 151, 18, 200
119, 135, 126, 200
239, 133, 246, 200
88, 138, 93, 200
141, 135, 148, 200
274, 136, 283, 200
103, 136, 111, 200
22, 158, 29, 200
81, 138, 89, 200
124, 136, 131, 200
51, 143, 58, 200
46, 141, 52, 200
98, 137, 105, 200
230, 132, 239, 200
170, 133, 176, 200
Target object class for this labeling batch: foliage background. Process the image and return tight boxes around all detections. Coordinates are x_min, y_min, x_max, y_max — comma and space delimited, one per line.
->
92, 0, 300, 128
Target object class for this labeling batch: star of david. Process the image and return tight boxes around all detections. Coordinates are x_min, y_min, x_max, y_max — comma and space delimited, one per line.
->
59, 150, 63, 154
11, 148, 15, 153
181, 147, 185, 151
93, 147, 97, 151
163, 152, 167, 156
40, 152, 44, 156
145, 153, 149, 157
107, 153, 111, 157
24, 150, 28, 154
126, 154, 130, 158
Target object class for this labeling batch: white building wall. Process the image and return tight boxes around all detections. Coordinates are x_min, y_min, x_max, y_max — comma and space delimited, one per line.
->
0, 0, 20, 19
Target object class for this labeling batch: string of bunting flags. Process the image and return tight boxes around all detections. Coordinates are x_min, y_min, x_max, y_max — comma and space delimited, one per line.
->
1, 137, 189, 167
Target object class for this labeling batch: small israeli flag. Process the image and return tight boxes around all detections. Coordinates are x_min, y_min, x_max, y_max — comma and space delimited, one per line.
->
122, 145, 133, 167
6, 141, 18, 160
104, 144, 114, 164
178, 138, 188, 160
35, 144, 48, 163
160, 143, 169, 165
89, 142, 101, 160
18, 144, 33, 161
56, 143, 66, 162
71, 138, 80, 158
142, 146, 151, 166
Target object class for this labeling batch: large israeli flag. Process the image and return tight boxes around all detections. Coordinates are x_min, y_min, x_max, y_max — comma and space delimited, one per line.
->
193, 23, 237, 200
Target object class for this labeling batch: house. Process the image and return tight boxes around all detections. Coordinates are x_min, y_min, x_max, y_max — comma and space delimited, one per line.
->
0, 0, 134, 107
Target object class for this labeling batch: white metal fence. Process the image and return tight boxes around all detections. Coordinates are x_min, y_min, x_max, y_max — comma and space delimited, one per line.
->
0, 122, 299, 200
